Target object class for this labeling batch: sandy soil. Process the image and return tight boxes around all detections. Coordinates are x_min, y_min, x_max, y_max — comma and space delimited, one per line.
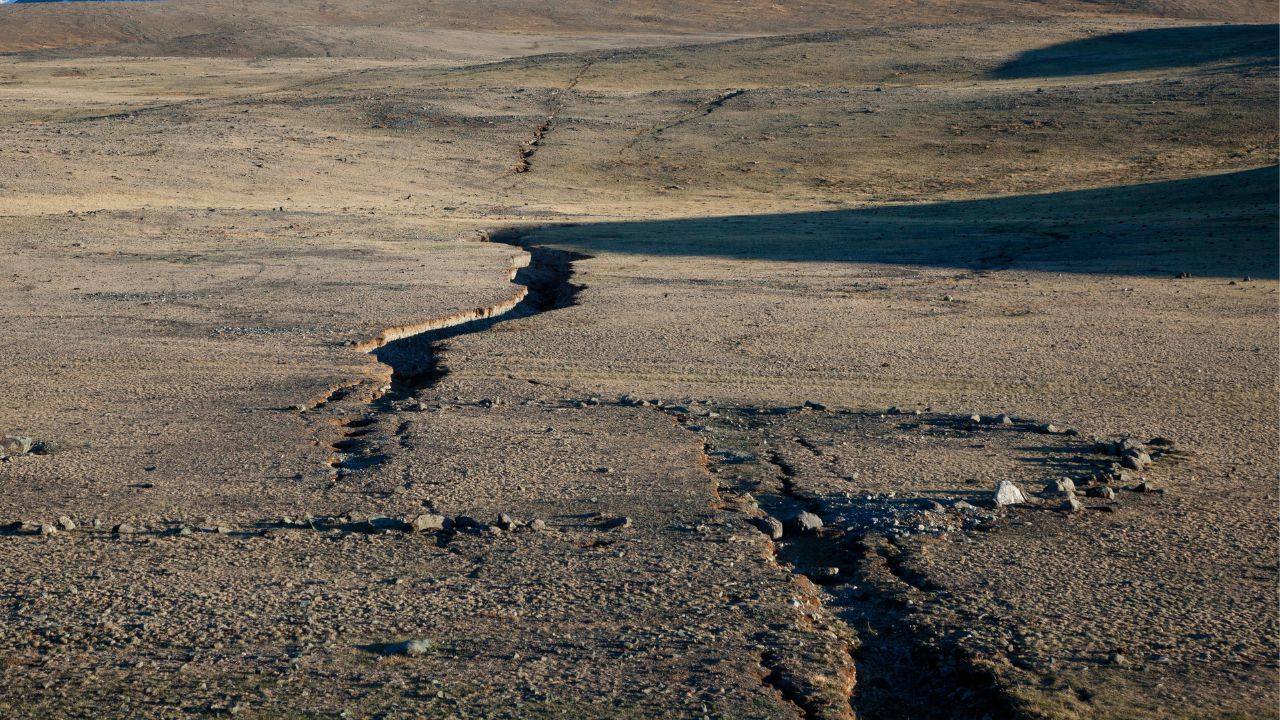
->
0, 2, 1276, 718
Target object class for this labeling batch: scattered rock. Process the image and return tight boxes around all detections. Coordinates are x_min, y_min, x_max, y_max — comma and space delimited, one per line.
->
112, 523, 135, 535
38, 523, 57, 536
529, 518, 548, 532
383, 639, 435, 657
56, 516, 76, 531
408, 514, 448, 532
1042, 424, 1063, 434
995, 414, 1013, 425
787, 511, 823, 534
1133, 481, 1163, 494
1060, 497, 1084, 513
994, 480, 1028, 507
1147, 436, 1174, 447
756, 516, 784, 540
968, 414, 983, 423
495, 514, 521, 530
803, 400, 828, 411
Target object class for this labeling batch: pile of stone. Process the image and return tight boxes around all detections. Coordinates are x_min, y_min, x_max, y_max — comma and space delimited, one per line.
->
991, 436, 1170, 514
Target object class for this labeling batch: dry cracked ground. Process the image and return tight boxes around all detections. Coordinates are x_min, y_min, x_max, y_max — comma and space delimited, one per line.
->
0, 1, 1277, 718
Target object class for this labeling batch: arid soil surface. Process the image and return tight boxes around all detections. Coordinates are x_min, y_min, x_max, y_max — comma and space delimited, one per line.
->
0, 2, 1277, 718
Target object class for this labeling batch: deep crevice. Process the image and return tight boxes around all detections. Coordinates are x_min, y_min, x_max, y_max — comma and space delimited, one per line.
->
658, 403, 1034, 720
372, 232, 587, 394
318, 229, 588, 478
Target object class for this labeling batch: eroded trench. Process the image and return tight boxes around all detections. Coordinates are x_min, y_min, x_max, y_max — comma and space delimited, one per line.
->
305, 230, 1146, 718
316, 230, 586, 479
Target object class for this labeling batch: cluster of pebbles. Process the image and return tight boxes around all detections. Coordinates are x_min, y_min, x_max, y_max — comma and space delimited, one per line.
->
1, 510, 642, 540
994, 434, 1170, 514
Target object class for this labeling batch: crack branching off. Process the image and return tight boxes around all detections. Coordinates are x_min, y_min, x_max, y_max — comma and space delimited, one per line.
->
514, 56, 602, 174
621, 88, 748, 155
654, 403, 1039, 720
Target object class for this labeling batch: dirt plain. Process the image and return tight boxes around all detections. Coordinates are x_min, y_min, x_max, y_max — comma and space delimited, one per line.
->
0, 1, 1277, 718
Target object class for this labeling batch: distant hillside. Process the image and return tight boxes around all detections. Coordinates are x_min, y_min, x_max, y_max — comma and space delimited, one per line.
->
0, 0, 1274, 57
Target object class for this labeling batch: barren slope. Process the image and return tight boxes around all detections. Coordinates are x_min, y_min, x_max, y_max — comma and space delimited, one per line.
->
0, 10, 1276, 720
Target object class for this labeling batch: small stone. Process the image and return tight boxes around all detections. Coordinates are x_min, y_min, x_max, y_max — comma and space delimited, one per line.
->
215, 526, 232, 535
453, 515, 484, 530
1121, 450, 1152, 470
384, 639, 435, 657
1046, 478, 1076, 496
1117, 437, 1145, 453
366, 516, 408, 532
757, 516, 784, 540
968, 414, 982, 423
1060, 497, 1084, 513
112, 523, 135, 535
921, 500, 946, 513
408, 514, 448, 532
1108, 652, 1129, 665
603, 516, 632, 530
1042, 424, 1063, 434
529, 519, 548, 531
943, 294, 955, 302
38, 523, 57, 536
787, 511, 823, 534
803, 400, 828, 411
1134, 481, 1162, 494
994, 480, 1028, 507
2, 435, 34, 456
952, 500, 979, 513
1087, 486, 1117, 500
995, 414, 1013, 425
495, 513, 520, 530
809, 566, 840, 579
56, 516, 76, 531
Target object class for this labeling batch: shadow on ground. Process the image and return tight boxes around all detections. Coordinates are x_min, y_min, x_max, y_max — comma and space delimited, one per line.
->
992, 24, 1278, 78
528, 168, 1279, 278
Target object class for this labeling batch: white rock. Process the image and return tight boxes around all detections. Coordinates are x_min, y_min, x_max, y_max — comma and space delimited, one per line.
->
994, 480, 1027, 507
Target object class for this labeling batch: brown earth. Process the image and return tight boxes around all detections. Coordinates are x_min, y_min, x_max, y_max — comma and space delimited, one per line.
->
0, 2, 1276, 718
